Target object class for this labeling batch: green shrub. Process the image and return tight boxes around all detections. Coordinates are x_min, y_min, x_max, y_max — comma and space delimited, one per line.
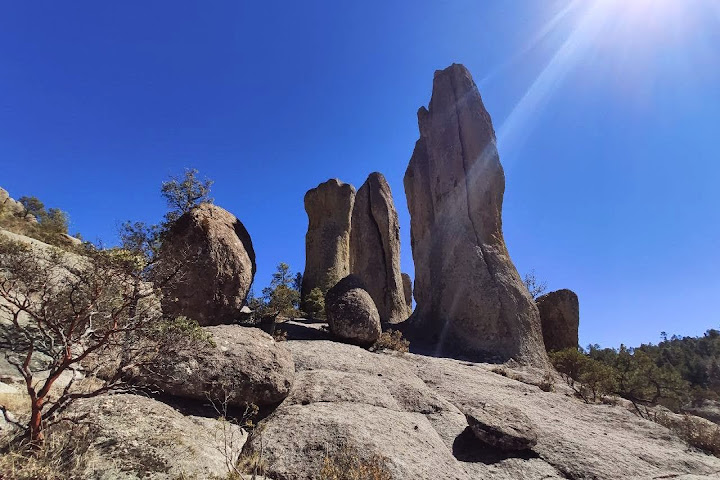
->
304, 287, 326, 320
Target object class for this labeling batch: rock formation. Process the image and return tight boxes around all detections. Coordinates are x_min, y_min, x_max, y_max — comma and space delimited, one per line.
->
464, 403, 538, 451
536, 289, 579, 352
403, 63, 547, 366
242, 335, 720, 480
159, 203, 255, 326
325, 275, 381, 346
301, 179, 355, 308
127, 325, 295, 407
349, 172, 410, 324
401, 272, 413, 309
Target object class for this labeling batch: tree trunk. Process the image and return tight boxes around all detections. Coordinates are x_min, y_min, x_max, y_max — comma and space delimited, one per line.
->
29, 399, 44, 447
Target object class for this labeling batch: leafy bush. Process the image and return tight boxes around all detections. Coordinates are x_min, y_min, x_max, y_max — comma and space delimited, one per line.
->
372, 330, 410, 353
549, 348, 616, 403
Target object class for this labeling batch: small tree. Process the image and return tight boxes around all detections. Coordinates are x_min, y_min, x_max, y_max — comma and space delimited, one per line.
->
160, 168, 214, 223
304, 287, 326, 320
0, 221, 192, 447
17, 196, 46, 220
523, 269, 547, 300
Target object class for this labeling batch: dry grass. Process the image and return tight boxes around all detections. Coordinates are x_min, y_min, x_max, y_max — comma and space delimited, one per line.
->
0, 390, 30, 417
372, 330, 409, 353
319, 445, 392, 480
655, 412, 720, 457
0, 427, 91, 480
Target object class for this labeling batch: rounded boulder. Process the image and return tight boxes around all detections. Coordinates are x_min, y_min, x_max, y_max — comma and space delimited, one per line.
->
325, 275, 381, 347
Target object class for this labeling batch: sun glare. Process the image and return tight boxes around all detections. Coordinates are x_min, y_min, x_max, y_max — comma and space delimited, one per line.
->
497, 0, 706, 161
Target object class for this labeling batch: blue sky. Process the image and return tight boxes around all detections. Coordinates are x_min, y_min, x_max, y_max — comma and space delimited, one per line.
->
1, 1, 719, 348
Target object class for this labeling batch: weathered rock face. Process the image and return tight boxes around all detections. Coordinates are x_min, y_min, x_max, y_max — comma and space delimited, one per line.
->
0, 187, 28, 217
325, 275, 381, 346
301, 179, 355, 308
401, 272, 413, 309
349, 172, 411, 324
50, 394, 246, 480
403, 63, 547, 366
464, 403, 538, 451
160, 203, 255, 326
128, 325, 294, 408
536, 289, 579, 352
243, 335, 720, 480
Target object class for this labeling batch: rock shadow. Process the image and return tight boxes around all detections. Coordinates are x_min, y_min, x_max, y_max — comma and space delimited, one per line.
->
452, 427, 539, 464
262, 319, 332, 341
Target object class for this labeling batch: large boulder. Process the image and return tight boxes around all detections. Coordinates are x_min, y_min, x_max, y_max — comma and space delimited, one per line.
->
50, 394, 246, 480
403, 63, 547, 366
464, 403, 538, 451
160, 203, 255, 326
301, 179, 355, 308
325, 275, 381, 346
128, 325, 294, 408
536, 289, 580, 352
349, 172, 411, 324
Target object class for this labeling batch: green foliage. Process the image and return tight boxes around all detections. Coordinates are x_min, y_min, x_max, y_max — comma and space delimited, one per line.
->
549, 348, 617, 403
304, 287, 326, 320
160, 168, 213, 223
250, 263, 302, 322
551, 345, 688, 409
153, 316, 216, 347
17, 196, 45, 219
0, 193, 71, 247
586, 329, 720, 405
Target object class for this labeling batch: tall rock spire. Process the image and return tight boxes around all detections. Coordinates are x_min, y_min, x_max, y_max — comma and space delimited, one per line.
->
403, 64, 548, 366
350, 172, 411, 324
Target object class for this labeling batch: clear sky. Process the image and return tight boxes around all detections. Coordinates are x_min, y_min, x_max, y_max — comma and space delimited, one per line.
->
1, 1, 719, 349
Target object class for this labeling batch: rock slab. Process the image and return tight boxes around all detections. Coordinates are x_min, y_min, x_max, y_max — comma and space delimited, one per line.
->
403, 63, 547, 366
464, 403, 538, 451
536, 289, 580, 352
128, 325, 294, 407
301, 179, 355, 307
160, 203, 256, 326
325, 274, 381, 346
350, 172, 411, 324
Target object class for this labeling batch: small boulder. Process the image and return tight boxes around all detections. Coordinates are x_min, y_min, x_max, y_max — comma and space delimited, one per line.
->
325, 275, 381, 346
536, 289, 579, 352
159, 203, 256, 326
128, 325, 294, 407
464, 403, 538, 451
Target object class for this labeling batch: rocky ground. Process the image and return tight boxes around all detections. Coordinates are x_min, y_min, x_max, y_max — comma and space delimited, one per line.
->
2, 315, 720, 479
